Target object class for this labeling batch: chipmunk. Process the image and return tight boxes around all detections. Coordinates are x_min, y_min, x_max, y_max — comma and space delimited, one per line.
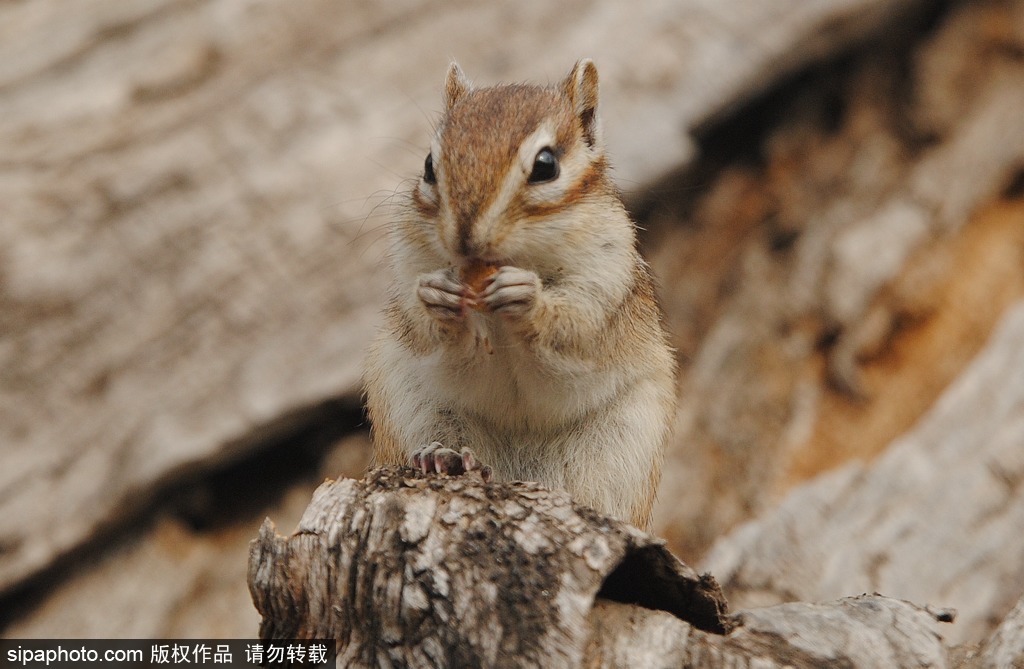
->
363, 59, 677, 529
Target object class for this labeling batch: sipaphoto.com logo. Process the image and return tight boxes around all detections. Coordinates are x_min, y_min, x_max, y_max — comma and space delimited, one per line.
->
7, 643, 142, 666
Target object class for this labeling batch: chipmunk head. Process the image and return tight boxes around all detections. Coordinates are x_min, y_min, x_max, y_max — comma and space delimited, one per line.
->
411, 60, 614, 269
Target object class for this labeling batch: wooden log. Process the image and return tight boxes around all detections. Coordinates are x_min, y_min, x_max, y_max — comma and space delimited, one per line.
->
249, 467, 955, 668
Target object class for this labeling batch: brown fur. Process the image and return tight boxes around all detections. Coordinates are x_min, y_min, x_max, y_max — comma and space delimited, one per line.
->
364, 60, 677, 529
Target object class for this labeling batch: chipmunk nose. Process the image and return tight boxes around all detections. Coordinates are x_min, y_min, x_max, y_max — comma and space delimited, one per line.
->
456, 227, 474, 258
460, 241, 502, 266
457, 225, 490, 261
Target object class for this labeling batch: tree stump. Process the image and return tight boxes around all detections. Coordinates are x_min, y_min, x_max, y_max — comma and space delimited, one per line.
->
248, 467, 955, 668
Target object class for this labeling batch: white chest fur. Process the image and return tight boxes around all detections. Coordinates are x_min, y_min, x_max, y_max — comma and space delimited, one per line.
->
426, 311, 619, 434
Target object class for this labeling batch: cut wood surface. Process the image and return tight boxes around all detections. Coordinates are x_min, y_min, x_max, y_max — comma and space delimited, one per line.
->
249, 466, 972, 668
0, 0, 931, 599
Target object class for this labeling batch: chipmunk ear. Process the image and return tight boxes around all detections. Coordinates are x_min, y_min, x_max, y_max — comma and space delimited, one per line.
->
444, 61, 470, 111
563, 59, 601, 148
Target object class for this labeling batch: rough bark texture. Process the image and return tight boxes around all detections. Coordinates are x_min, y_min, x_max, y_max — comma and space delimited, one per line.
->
249, 467, 960, 669
249, 468, 728, 667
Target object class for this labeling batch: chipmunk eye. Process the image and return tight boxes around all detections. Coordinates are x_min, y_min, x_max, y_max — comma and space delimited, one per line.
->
423, 153, 436, 185
528, 147, 559, 184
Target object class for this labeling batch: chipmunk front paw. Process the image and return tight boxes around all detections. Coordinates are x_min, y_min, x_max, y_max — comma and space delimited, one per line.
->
411, 442, 493, 481
417, 268, 467, 321
478, 266, 540, 317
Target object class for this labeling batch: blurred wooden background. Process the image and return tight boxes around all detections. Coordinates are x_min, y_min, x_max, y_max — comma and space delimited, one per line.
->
2, 0, 1023, 645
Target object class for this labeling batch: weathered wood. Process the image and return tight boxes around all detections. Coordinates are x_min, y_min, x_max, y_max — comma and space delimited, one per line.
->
248, 468, 729, 665
3, 432, 372, 638
651, 0, 1024, 562
703, 300, 1024, 647
249, 467, 957, 668
0, 0, 934, 600
970, 596, 1024, 669
586, 596, 952, 669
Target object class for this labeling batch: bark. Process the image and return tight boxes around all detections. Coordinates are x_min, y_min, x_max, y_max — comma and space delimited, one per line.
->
249, 467, 958, 668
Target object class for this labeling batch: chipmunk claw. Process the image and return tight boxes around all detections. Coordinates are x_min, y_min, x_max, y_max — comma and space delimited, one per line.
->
417, 269, 467, 321
480, 266, 540, 316
412, 442, 492, 481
